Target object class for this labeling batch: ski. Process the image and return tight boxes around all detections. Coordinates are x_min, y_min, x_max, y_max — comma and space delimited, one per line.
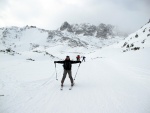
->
69, 83, 75, 90
60, 86, 63, 90
60, 83, 74, 90
69, 86, 73, 90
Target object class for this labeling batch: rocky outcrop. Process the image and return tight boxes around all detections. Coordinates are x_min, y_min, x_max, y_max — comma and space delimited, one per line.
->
59, 22, 117, 38
60, 21, 73, 32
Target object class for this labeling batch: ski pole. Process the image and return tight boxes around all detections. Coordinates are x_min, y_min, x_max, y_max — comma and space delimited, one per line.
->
74, 63, 81, 80
55, 63, 58, 80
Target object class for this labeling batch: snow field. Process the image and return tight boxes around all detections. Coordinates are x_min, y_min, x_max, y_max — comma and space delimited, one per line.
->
0, 47, 150, 113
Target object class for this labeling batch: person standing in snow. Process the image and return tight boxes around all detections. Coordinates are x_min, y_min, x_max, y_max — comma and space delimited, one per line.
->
82, 56, 86, 62
54, 56, 81, 86
76, 55, 80, 61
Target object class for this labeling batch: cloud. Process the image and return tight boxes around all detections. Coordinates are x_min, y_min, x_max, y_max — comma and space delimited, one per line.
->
0, 0, 149, 33
0, 0, 9, 9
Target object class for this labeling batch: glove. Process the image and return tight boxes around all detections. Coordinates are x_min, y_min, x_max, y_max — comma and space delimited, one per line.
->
79, 61, 81, 63
54, 61, 57, 63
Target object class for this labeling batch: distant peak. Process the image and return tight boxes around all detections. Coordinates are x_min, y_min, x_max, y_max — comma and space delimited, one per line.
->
60, 21, 70, 30
60, 21, 72, 32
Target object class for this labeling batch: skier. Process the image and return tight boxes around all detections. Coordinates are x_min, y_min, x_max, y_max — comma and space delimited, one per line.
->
54, 56, 81, 87
76, 55, 80, 61
82, 56, 86, 62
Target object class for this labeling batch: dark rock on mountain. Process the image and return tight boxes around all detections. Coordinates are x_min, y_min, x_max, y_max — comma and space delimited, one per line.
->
59, 22, 117, 38
60, 21, 73, 32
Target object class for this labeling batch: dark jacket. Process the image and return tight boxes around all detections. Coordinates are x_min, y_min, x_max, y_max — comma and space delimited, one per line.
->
54, 60, 81, 70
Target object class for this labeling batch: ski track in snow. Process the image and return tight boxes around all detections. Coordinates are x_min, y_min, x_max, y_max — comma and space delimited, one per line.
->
0, 55, 150, 113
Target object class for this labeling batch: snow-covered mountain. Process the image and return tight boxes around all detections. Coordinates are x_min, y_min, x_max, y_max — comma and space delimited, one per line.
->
0, 22, 127, 57
120, 20, 150, 52
1, 20, 150, 60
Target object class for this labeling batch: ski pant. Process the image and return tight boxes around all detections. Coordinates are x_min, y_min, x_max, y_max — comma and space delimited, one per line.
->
61, 70, 73, 84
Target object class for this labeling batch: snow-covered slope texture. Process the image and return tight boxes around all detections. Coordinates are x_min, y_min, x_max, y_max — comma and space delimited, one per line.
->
0, 26, 62, 60
0, 26, 49, 51
120, 21, 150, 52
0, 36, 150, 113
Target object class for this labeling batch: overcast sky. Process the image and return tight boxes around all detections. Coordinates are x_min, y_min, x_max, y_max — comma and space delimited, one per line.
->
0, 0, 149, 33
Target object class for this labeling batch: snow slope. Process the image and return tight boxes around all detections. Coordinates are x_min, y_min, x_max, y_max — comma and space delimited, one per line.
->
0, 45, 150, 113
120, 21, 150, 52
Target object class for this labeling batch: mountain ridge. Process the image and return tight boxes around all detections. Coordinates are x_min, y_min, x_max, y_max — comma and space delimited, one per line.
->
0, 22, 127, 53
0, 20, 149, 61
